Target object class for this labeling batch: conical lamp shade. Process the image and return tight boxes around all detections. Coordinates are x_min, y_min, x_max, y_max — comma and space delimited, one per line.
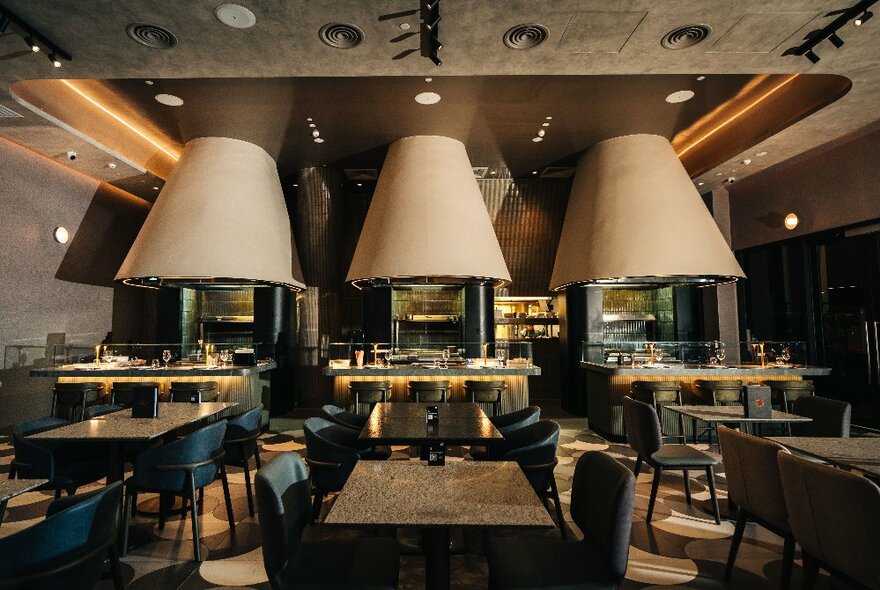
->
550, 134, 744, 290
346, 135, 510, 287
115, 137, 305, 290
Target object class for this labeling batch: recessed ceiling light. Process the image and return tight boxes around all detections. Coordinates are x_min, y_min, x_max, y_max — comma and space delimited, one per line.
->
756, 151, 768, 157
145, 80, 154, 85
154, 93, 184, 106
292, 183, 298, 187
698, 181, 705, 186
489, 170, 496, 175
784, 213, 799, 230
357, 182, 363, 187
531, 171, 538, 175
415, 91, 441, 105
53, 226, 69, 244
399, 22, 411, 31
312, 129, 320, 138
314, 137, 325, 144
542, 122, 549, 127
665, 90, 695, 103
152, 186, 159, 190
308, 123, 316, 128
215, 4, 257, 28
425, 77, 432, 82
532, 137, 543, 143
306, 117, 313, 122
537, 129, 546, 137
741, 158, 752, 165
697, 75, 706, 81
545, 116, 552, 120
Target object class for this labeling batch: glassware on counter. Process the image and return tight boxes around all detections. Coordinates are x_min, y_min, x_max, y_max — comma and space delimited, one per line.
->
162, 349, 172, 368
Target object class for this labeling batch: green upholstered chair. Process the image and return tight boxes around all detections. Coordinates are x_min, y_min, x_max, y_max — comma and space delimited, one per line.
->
762, 379, 815, 412
407, 379, 449, 403
464, 380, 506, 417
51, 382, 104, 422
169, 381, 218, 403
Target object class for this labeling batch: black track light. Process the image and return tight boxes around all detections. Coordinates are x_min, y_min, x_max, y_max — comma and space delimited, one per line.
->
429, 53, 442, 66
829, 32, 845, 47
0, 5, 72, 67
426, 15, 441, 31
854, 10, 873, 25
24, 35, 39, 52
805, 49, 820, 63
425, 0, 439, 11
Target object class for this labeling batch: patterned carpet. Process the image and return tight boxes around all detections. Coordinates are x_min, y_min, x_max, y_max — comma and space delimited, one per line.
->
0, 419, 851, 589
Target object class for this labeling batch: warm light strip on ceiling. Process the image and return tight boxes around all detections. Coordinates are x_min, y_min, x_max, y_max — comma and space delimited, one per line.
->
60, 80, 180, 162
675, 74, 799, 159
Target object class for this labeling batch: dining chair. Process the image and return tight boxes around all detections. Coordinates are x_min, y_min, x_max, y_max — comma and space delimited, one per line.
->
348, 380, 391, 415
0, 481, 124, 590
502, 420, 566, 538
111, 381, 160, 407
485, 451, 635, 589
470, 405, 541, 460
320, 404, 368, 430
408, 379, 449, 403
718, 426, 794, 590
777, 451, 880, 590
10, 417, 107, 497
791, 395, 851, 437
169, 381, 218, 403
121, 420, 235, 562
50, 382, 105, 423
82, 403, 122, 419
464, 380, 506, 417
623, 396, 721, 524
255, 452, 400, 589
223, 404, 263, 517
303, 417, 390, 521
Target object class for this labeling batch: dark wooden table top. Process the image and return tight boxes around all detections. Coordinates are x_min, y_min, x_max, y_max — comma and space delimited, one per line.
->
664, 405, 813, 424
26, 402, 238, 442
769, 436, 880, 478
359, 402, 503, 446
325, 460, 554, 529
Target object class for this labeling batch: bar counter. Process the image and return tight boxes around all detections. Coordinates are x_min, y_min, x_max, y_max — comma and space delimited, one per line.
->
581, 361, 831, 440
30, 362, 276, 410
323, 364, 541, 414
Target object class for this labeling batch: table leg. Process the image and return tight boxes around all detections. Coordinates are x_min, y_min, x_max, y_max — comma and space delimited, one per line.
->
0, 499, 7, 527
107, 443, 125, 483
692, 418, 698, 445
422, 528, 451, 590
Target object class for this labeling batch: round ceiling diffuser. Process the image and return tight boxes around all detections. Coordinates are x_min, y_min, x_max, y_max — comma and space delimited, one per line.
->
126, 23, 178, 49
503, 23, 549, 49
319, 23, 364, 48
661, 24, 711, 49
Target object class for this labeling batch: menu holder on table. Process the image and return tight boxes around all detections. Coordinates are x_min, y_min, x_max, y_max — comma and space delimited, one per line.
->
743, 385, 771, 418
131, 385, 159, 418
426, 405, 439, 424
427, 442, 446, 466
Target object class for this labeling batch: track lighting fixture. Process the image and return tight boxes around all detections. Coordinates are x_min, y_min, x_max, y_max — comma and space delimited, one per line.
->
25, 36, 39, 51
421, 0, 443, 67
829, 32, 844, 47
854, 10, 873, 25
784, 0, 875, 63
0, 5, 72, 68
51, 53, 61, 68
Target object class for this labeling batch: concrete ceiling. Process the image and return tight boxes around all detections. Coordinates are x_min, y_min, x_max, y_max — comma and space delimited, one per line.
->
0, 0, 878, 196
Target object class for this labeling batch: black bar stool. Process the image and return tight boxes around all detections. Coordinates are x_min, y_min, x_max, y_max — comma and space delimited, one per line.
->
51, 382, 104, 422
762, 379, 815, 413
111, 381, 161, 407
631, 381, 685, 440
348, 380, 391, 415
169, 381, 218, 403
464, 380, 506, 417
408, 380, 449, 403
693, 379, 744, 442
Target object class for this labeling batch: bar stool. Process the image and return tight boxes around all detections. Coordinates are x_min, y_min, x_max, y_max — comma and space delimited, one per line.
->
51, 382, 105, 422
464, 380, 506, 417
348, 380, 391, 415
111, 381, 161, 407
762, 379, 815, 412
693, 379, 743, 406
631, 381, 685, 440
408, 380, 449, 403
169, 381, 218, 403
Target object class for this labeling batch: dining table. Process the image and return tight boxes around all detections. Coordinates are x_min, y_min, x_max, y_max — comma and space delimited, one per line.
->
769, 436, 880, 480
0, 478, 48, 526
664, 405, 812, 443
359, 401, 504, 450
324, 460, 555, 590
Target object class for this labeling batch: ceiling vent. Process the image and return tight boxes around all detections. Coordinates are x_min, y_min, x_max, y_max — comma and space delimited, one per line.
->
0, 105, 23, 118
126, 23, 178, 49
661, 24, 711, 49
503, 24, 549, 49
472, 167, 489, 179
344, 168, 379, 180
319, 23, 364, 49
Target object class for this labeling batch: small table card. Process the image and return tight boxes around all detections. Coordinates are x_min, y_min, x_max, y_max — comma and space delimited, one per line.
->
426, 405, 439, 424
744, 385, 771, 418
427, 441, 446, 466
131, 385, 159, 418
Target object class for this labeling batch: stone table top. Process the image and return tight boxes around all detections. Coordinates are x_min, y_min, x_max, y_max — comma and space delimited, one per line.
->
769, 436, 880, 478
581, 361, 831, 377
323, 365, 541, 376
0, 479, 47, 502
325, 460, 555, 529
26, 402, 238, 442
31, 362, 275, 378
360, 403, 503, 446
664, 405, 813, 423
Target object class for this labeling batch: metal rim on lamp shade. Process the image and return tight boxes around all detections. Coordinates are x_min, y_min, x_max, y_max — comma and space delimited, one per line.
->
346, 135, 511, 288
115, 137, 305, 290
549, 134, 745, 290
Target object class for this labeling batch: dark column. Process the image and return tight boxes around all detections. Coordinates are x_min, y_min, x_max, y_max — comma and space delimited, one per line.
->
464, 284, 494, 358
362, 285, 392, 344
559, 286, 603, 416
253, 287, 296, 415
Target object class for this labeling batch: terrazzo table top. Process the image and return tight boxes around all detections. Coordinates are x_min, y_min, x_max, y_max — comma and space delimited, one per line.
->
769, 436, 880, 478
31, 362, 275, 377
664, 405, 813, 424
0, 479, 47, 502
581, 361, 831, 376
360, 402, 503, 445
26, 402, 238, 441
323, 365, 540, 376
325, 460, 555, 529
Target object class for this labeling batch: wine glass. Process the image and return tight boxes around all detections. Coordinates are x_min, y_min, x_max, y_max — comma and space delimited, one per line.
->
496, 348, 506, 367
442, 348, 450, 368
654, 347, 664, 363
716, 346, 726, 365
219, 349, 230, 366
162, 349, 171, 368
780, 346, 791, 364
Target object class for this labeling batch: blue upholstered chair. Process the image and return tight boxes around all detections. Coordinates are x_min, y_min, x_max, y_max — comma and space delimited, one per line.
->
121, 420, 234, 562
223, 404, 263, 517
10, 417, 106, 497
470, 406, 541, 460
485, 451, 636, 589
303, 417, 390, 521
0, 481, 124, 590
320, 404, 368, 430
255, 452, 400, 589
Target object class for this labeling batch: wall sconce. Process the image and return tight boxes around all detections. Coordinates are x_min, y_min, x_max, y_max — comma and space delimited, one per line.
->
784, 213, 799, 230
53, 226, 69, 243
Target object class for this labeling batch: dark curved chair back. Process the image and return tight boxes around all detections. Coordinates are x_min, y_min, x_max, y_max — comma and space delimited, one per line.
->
303, 417, 360, 492
408, 380, 449, 403
320, 404, 368, 430
718, 425, 790, 531
82, 404, 122, 420
489, 406, 541, 435
132, 421, 227, 491
169, 381, 218, 403
0, 481, 122, 590
348, 380, 391, 405
254, 452, 312, 584
570, 451, 635, 583
464, 380, 506, 403
503, 420, 560, 493
11, 418, 68, 480
224, 405, 262, 465
791, 395, 851, 437
778, 451, 880, 589
111, 381, 160, 407
623, 396, 663, 459
631, 380, 681, 404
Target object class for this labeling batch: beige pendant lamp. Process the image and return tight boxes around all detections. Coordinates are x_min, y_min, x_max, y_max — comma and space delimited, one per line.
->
550, 134, 744, 290
115, 136, 305, 290
346, 135, 510, 287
